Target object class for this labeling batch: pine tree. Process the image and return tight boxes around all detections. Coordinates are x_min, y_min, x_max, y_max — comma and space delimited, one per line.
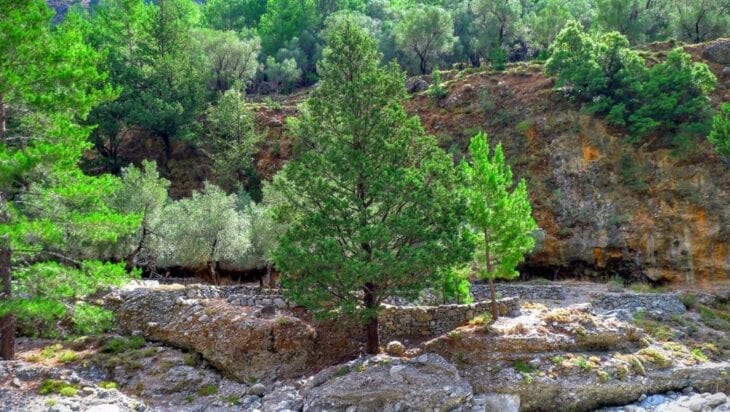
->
269, 17, 472, 354
461, 132, 537, 320
709, 103, 730, 161
0, 1, 138, 358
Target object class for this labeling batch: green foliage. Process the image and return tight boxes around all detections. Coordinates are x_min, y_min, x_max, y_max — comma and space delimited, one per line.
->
58, 350, 79, 364
99, 381, 118, 390
257, 0, 319, 56
708, 103, 730, 160
203, 90, 263, 192
199, 30, 261, 93
197, 384, 219, 396
513, 359, 536, 373
71, 303, 116, 336
691, 348, 709, 362
263, 56, 302, 93
428, 70, 448, 100
489, 48, 507, 71
546, 23, 716, 142
203, 0, 267, 31
394, 5, 456, 74
38, 380, 78, 396
436, 266, 473, 304
102, 336, 146, 354
461, 132, 537, 282
269, 17, 473, 350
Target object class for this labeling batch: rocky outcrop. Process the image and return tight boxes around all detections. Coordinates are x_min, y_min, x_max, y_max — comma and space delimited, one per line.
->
105, 284, 361, 382
591, 292, 686, 319
702, 39, 730, 65
424, 305, 730, 411
301, 353, 473, 412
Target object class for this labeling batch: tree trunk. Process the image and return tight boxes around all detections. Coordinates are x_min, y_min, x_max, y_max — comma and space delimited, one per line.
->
484, 229, 498, 320
363, 283, 379, 354
0, 242, 14, 360
0, 94, 6, 142
208, 261, 219, 286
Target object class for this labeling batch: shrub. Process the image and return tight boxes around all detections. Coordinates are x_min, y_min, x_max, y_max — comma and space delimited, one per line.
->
59, 387, 78, 397
58, 350, 78, 364
691, 348, 708, 363
513, 359, 536, 374
708, 103, 730, 160
469, 312, 493, 326
99, 381, 118, 389
428, 70, 447, 100
546, 23, 716, 144
102, 336, 146, 354
71, 303, 116, 336
637, 347, 672, 368
197, 385, 219, 396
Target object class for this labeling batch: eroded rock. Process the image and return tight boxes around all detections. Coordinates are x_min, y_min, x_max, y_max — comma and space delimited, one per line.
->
301, 354, 473, 412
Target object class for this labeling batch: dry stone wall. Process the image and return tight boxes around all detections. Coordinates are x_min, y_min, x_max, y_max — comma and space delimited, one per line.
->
378, 297, 521, 341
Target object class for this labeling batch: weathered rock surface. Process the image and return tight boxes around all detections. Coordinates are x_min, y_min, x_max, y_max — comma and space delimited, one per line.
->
598, 389, 730, 412
424, 305, 730, 412
301, 353, 473, 412
702, 39, 730, 65
105, 284, 361, 383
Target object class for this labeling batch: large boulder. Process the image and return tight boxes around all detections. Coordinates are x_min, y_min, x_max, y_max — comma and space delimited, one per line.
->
301, 353, 473, 412
105, 284, 361, 383
702, 39, 730, 65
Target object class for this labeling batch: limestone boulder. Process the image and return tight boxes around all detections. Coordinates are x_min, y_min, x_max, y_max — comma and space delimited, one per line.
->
702, 39, 730, 65
105, 284, 361, 383
301, 353, 473, 412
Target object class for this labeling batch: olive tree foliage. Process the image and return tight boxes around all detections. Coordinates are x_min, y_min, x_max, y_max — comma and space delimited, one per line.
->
394, 4, 456, 74
199, 29, 261, 93
157, 183, 251, 284
527, 0, 574, 51
112, 160, 171, 272
269, 17, 473, 354
470, 0, 522, 62
672, 0, 730, 43
593, 0, 670, 44
202, 89, 262, 192
263, 56, 302, 93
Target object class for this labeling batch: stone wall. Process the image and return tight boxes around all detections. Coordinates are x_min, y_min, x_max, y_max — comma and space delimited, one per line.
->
471, 284, 567, 301
590, 292, 686, 318
378, 297, 520, 341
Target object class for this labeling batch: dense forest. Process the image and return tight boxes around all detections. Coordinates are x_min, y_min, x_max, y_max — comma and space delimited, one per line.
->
1, 0, 730, 358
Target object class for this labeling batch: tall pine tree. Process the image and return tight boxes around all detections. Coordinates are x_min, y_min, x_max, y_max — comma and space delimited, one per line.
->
0, 1, 139, 359
269, 16, 472, 354
461, 132, 537, 320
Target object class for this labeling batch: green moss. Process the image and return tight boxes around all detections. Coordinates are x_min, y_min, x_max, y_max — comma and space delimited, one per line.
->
691, 348, 708, 362
549, 355, 564, 365
99, 381, 118, 389
596, 369, 610, 383
59, 387, 78, 397
197, 385, 219, 396
58, 350, 78, 363
513, 360, 536, 374
637, 348, 672, 368
40, 344, 63, 359
38, 380, 78, 396
102, 336, 146, 354
334, 367, 350, 377
184, 353, 202, 367
225, 395, 241, 405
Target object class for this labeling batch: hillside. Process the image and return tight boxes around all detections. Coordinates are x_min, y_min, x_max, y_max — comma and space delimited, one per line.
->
110, 39, 730, 287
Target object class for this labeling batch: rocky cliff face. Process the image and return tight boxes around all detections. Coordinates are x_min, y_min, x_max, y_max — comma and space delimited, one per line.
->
403, 40, 730, 286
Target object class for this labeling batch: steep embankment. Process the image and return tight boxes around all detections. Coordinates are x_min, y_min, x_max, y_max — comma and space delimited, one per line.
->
112, 40, 730, 286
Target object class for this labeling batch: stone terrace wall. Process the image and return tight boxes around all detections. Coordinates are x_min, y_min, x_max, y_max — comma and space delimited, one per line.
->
379, 297, 520, 341
471, 284, 567, 301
